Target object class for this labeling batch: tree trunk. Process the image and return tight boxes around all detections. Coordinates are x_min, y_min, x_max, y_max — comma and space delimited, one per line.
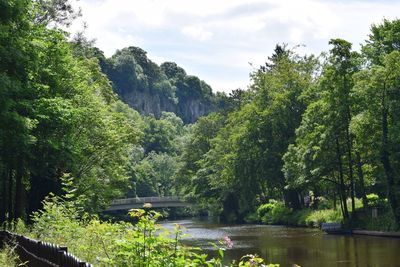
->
333, 190, 337, 210
339, 186, 344, 219
7, 168, 13, 221
14, 165, 25, 220
0, 167, 7, 223
345, 120, 356, 212
356, 152, 368, 211
336, 137, 349, 219
381, 98, 400, 228
284, 189, 301, 210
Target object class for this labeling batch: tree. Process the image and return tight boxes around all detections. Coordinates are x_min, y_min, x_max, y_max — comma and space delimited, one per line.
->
353, 51, 400, 228
0, 0, 143, 220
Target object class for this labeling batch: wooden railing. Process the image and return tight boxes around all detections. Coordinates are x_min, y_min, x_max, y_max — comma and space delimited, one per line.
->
0, 231, 92, 267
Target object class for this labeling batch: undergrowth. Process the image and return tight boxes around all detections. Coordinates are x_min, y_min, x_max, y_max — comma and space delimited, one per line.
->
257, 201, 342, 227
7, 193, 278, 267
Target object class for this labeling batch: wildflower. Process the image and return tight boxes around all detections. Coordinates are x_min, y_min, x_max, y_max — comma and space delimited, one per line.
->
223, 236, 233, 248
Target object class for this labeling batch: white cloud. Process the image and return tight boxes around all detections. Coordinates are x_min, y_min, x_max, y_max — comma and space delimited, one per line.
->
181, 25, 213, 41
69, 0, 400, 93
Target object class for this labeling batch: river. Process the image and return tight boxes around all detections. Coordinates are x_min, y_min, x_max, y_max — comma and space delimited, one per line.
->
160, 218, 400, 267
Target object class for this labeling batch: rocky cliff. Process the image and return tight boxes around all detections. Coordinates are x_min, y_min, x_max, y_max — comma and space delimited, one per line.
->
97, 46, 221, 123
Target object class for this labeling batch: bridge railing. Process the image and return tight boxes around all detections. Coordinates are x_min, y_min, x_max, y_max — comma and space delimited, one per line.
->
110, 196, 182, 206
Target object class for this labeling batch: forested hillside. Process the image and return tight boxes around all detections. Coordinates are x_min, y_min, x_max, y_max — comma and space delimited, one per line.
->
95, 46, 226, 123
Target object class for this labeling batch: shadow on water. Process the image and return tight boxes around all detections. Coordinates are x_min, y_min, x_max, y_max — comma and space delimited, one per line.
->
160, 218, 400, 267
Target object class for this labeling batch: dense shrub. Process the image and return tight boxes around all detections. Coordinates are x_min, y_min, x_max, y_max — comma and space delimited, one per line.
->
314, 197, 331, 210
287, 209, 311, 226
256, 200, 277, 218
0, 244, 20, 267
244, 211, 259, 223
304, 209, 342, 227
258, 202, 292, 225
256, 201, 343, 227
366, 193, 388, 208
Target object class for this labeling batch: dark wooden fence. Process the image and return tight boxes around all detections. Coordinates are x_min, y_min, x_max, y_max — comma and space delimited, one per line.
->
0, 230, 92, 267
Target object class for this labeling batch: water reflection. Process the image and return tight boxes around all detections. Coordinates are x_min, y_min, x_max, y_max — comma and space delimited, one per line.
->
160, 218, 400, 267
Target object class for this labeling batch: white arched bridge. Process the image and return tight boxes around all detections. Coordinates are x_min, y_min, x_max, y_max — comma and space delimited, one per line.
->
104, 196, 193, 212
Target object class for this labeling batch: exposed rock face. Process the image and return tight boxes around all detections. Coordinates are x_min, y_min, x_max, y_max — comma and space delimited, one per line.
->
98, 46, 220, 123
177, 96, 214, 123
120, 89, 215, 123
122, 90, 174, 118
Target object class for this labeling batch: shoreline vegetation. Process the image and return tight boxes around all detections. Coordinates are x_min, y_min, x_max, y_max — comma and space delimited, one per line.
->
247, 194, 398, 234
0, 195, 278, 267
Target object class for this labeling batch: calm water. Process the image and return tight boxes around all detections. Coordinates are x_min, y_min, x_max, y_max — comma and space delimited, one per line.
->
160, 218, 400, 267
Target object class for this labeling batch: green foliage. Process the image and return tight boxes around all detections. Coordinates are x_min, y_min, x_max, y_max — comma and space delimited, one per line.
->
257, 200, 278, 219
180, 45, 317, 221
366, 193, 379, 207
258, 202, 291, 225
363, 211, 397, 231
26, 195, 278, 266
0, 0, 143, 221
103, 48, 222, 123
0, 244, 23, 267
304, 209, 342, 227
256, 201, 342, 227
133, 151, 182, 197
243, 212, 259, 223
351, 207, 396, 231
366, 193, 388, 208
142, 112, 185, 154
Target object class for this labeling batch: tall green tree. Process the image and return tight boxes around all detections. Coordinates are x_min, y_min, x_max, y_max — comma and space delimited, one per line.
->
353, 51, 400, 228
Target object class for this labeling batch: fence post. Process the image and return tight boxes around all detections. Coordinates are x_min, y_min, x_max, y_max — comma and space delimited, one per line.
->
57, 246, 67, 266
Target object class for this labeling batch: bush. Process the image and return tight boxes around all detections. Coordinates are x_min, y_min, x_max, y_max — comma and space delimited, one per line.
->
366, 193, 379, 207
244, 211, 259, 223
366, 193, 388, 208
0, 244, 21, 267
257, 200, 343, 227
287, 209, 312, 226
256, 201, 276, 219
304, 209, 342, 227
258, 202, 292, 225
314, 197, 331, 210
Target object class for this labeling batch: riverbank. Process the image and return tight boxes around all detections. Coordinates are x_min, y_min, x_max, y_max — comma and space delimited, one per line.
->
253, 201, 399, 235
253, 199, 399, 233
161, 218, 400, 267
352, 230, 400, 238
254, 202, 342, 228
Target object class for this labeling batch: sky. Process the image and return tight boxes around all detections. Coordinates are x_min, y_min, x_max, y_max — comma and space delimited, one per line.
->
69, 0, 400, 93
